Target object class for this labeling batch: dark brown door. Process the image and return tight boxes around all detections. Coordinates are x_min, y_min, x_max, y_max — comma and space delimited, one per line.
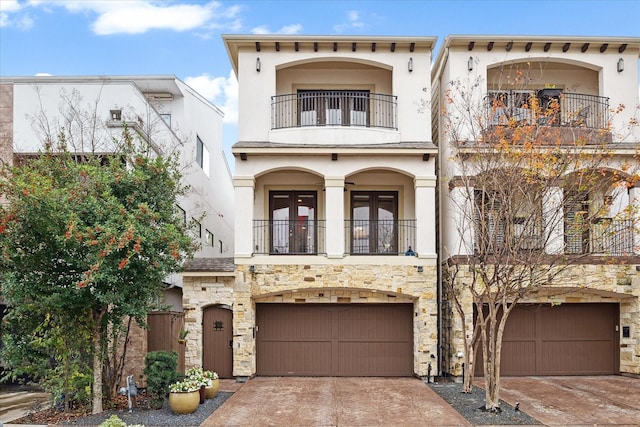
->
256, 304, 413, 376
474, 303, 618, 376
203, 306, 233, 378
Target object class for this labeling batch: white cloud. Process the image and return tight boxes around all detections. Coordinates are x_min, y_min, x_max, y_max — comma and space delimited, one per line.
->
185, 71, 238, 125
0, 0, 23, 13
0, 0, 24, 28
333, 9, 365, 33
251, 23, 302, 35
90, 2, 216, 35
1, 1, 242, 35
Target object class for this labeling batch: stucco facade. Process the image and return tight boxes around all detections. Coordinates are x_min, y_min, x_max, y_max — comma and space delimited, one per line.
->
433, 36, 640, 376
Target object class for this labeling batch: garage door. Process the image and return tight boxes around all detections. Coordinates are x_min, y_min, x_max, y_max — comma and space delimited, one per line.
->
475, 303, 619, 376
256, 304, 413, 376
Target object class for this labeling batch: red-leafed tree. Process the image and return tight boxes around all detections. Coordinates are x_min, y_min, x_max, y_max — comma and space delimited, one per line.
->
0, 128, 197, 413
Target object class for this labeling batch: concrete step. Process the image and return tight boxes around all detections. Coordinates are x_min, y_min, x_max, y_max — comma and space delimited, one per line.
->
0, 391, 51, 423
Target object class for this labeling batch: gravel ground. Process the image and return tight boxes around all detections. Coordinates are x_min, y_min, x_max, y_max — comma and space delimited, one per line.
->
428, 381, 542, 425
60, 392, 233, 427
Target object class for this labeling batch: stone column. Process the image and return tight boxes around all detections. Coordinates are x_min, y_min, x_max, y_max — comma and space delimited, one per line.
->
234, 177, 255, 258
325, 177, 345, 258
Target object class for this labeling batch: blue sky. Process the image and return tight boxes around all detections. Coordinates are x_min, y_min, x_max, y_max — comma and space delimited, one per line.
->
1, 0, 639, 162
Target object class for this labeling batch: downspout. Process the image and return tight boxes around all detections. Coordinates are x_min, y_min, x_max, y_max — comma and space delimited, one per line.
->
432, 45, 450, 378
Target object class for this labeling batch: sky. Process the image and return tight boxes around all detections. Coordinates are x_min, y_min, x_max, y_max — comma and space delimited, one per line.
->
1, 0, 639, 165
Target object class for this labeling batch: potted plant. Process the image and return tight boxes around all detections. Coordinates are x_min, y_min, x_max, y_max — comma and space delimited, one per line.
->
186, 367, 210, 403
168, 379, 200, 414
178, 328, 189, 345
203, 370, 220, 398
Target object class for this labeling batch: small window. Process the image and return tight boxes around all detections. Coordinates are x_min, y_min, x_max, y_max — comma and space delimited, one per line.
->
110, 109, 122, 121
160, 114, 171, 128
196, 136, 210, 177
205, 230, 214, 246
219, 240, 223, 253
192, 219, 202, 238
176, 205, 186, 225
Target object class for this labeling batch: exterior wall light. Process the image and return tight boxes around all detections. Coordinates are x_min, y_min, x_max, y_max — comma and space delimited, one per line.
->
408, 57, 413, 72
256, 57, 261, 72
617, 58, 624, 72
468, 56, 474, 71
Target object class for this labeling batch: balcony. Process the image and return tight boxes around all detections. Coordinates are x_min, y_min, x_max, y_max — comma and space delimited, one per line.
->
272, 90, 397, 130
345, 219, 416, 255
254, 219, 326, 255
484, 91, 612, 144
566, 218, 635, 256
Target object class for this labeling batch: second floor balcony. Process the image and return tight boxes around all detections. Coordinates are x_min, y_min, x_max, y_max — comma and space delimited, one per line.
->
272, 90, 397, 130
253, 219, 416, 256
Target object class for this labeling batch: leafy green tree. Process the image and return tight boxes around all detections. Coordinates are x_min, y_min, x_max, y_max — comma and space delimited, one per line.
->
0, 129, 197, 413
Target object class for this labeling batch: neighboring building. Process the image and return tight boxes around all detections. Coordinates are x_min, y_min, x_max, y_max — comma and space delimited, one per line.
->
0, 75, 235, 377
181, 35, 439, 379
432, 36, 640, 376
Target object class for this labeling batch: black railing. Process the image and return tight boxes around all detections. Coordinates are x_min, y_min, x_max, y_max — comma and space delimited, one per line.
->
345, 219, 416, 255
272, 91, 397, 130
566, 218, 634, 256
253, 219, 325, 255
473, 218, 545, 254
485, 91, 609, 130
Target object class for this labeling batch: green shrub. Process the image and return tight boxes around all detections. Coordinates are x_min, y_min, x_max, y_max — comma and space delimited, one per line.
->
99, 415, 144, 427
143, 350, 181, 409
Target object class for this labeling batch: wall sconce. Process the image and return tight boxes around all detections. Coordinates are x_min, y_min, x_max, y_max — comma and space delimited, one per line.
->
617, 58, 624, 72
468, 56, 474, 71
417, 266, 423, 273
256, 57, 261, 72
408, 57, 413, 72
249, 265, 255, 273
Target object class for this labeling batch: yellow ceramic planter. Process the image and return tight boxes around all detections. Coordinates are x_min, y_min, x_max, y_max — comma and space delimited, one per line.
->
168, 390, 200, 414
205, 378, 220, 398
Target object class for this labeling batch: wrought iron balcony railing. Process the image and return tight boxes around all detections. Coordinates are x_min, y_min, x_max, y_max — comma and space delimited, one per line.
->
485, 91, 610, 130
345, 219, 416, 255
566, 218, 635, 256
253, 219, 326, 255
272, 90, 397, 130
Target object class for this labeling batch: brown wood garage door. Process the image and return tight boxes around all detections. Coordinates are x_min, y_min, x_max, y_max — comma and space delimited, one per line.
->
256, 304, 413, 376
475, 303, 619, 376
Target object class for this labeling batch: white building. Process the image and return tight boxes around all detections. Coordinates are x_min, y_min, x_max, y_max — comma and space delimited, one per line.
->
182, 35, 440, 379
432, 36, 640, 376
0, 75, 235, 307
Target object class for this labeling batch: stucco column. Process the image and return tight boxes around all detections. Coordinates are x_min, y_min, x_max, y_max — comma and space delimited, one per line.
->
448, 185, 474, 256
234, 177, 255, 258
543, 186, 564, 255
630, 185, 640, 255
415, 177, 436, 258
325, 177, 345, 258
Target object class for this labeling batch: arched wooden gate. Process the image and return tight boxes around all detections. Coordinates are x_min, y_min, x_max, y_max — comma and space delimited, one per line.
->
202, 305, 234, 378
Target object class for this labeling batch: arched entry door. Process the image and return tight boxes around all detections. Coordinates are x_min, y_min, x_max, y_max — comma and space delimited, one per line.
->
202, 306, 233, 378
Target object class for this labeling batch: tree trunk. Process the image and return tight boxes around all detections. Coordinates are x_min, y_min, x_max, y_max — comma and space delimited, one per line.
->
92, 315, 104, 414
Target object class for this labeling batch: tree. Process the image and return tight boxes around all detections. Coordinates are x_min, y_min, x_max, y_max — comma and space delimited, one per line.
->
440, 71, 639, 411
0, 128, 198, 413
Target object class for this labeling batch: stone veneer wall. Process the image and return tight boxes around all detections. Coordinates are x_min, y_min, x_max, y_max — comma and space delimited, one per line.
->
242, 264, 437, 377
0, 84, 13, 167
182, 264, 438, 378
443, 263, 640, 376
181, 275, 236, 369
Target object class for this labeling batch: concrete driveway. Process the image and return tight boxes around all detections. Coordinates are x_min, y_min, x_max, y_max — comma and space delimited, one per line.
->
202, 377, 470, 426
494, 376, 640, 426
